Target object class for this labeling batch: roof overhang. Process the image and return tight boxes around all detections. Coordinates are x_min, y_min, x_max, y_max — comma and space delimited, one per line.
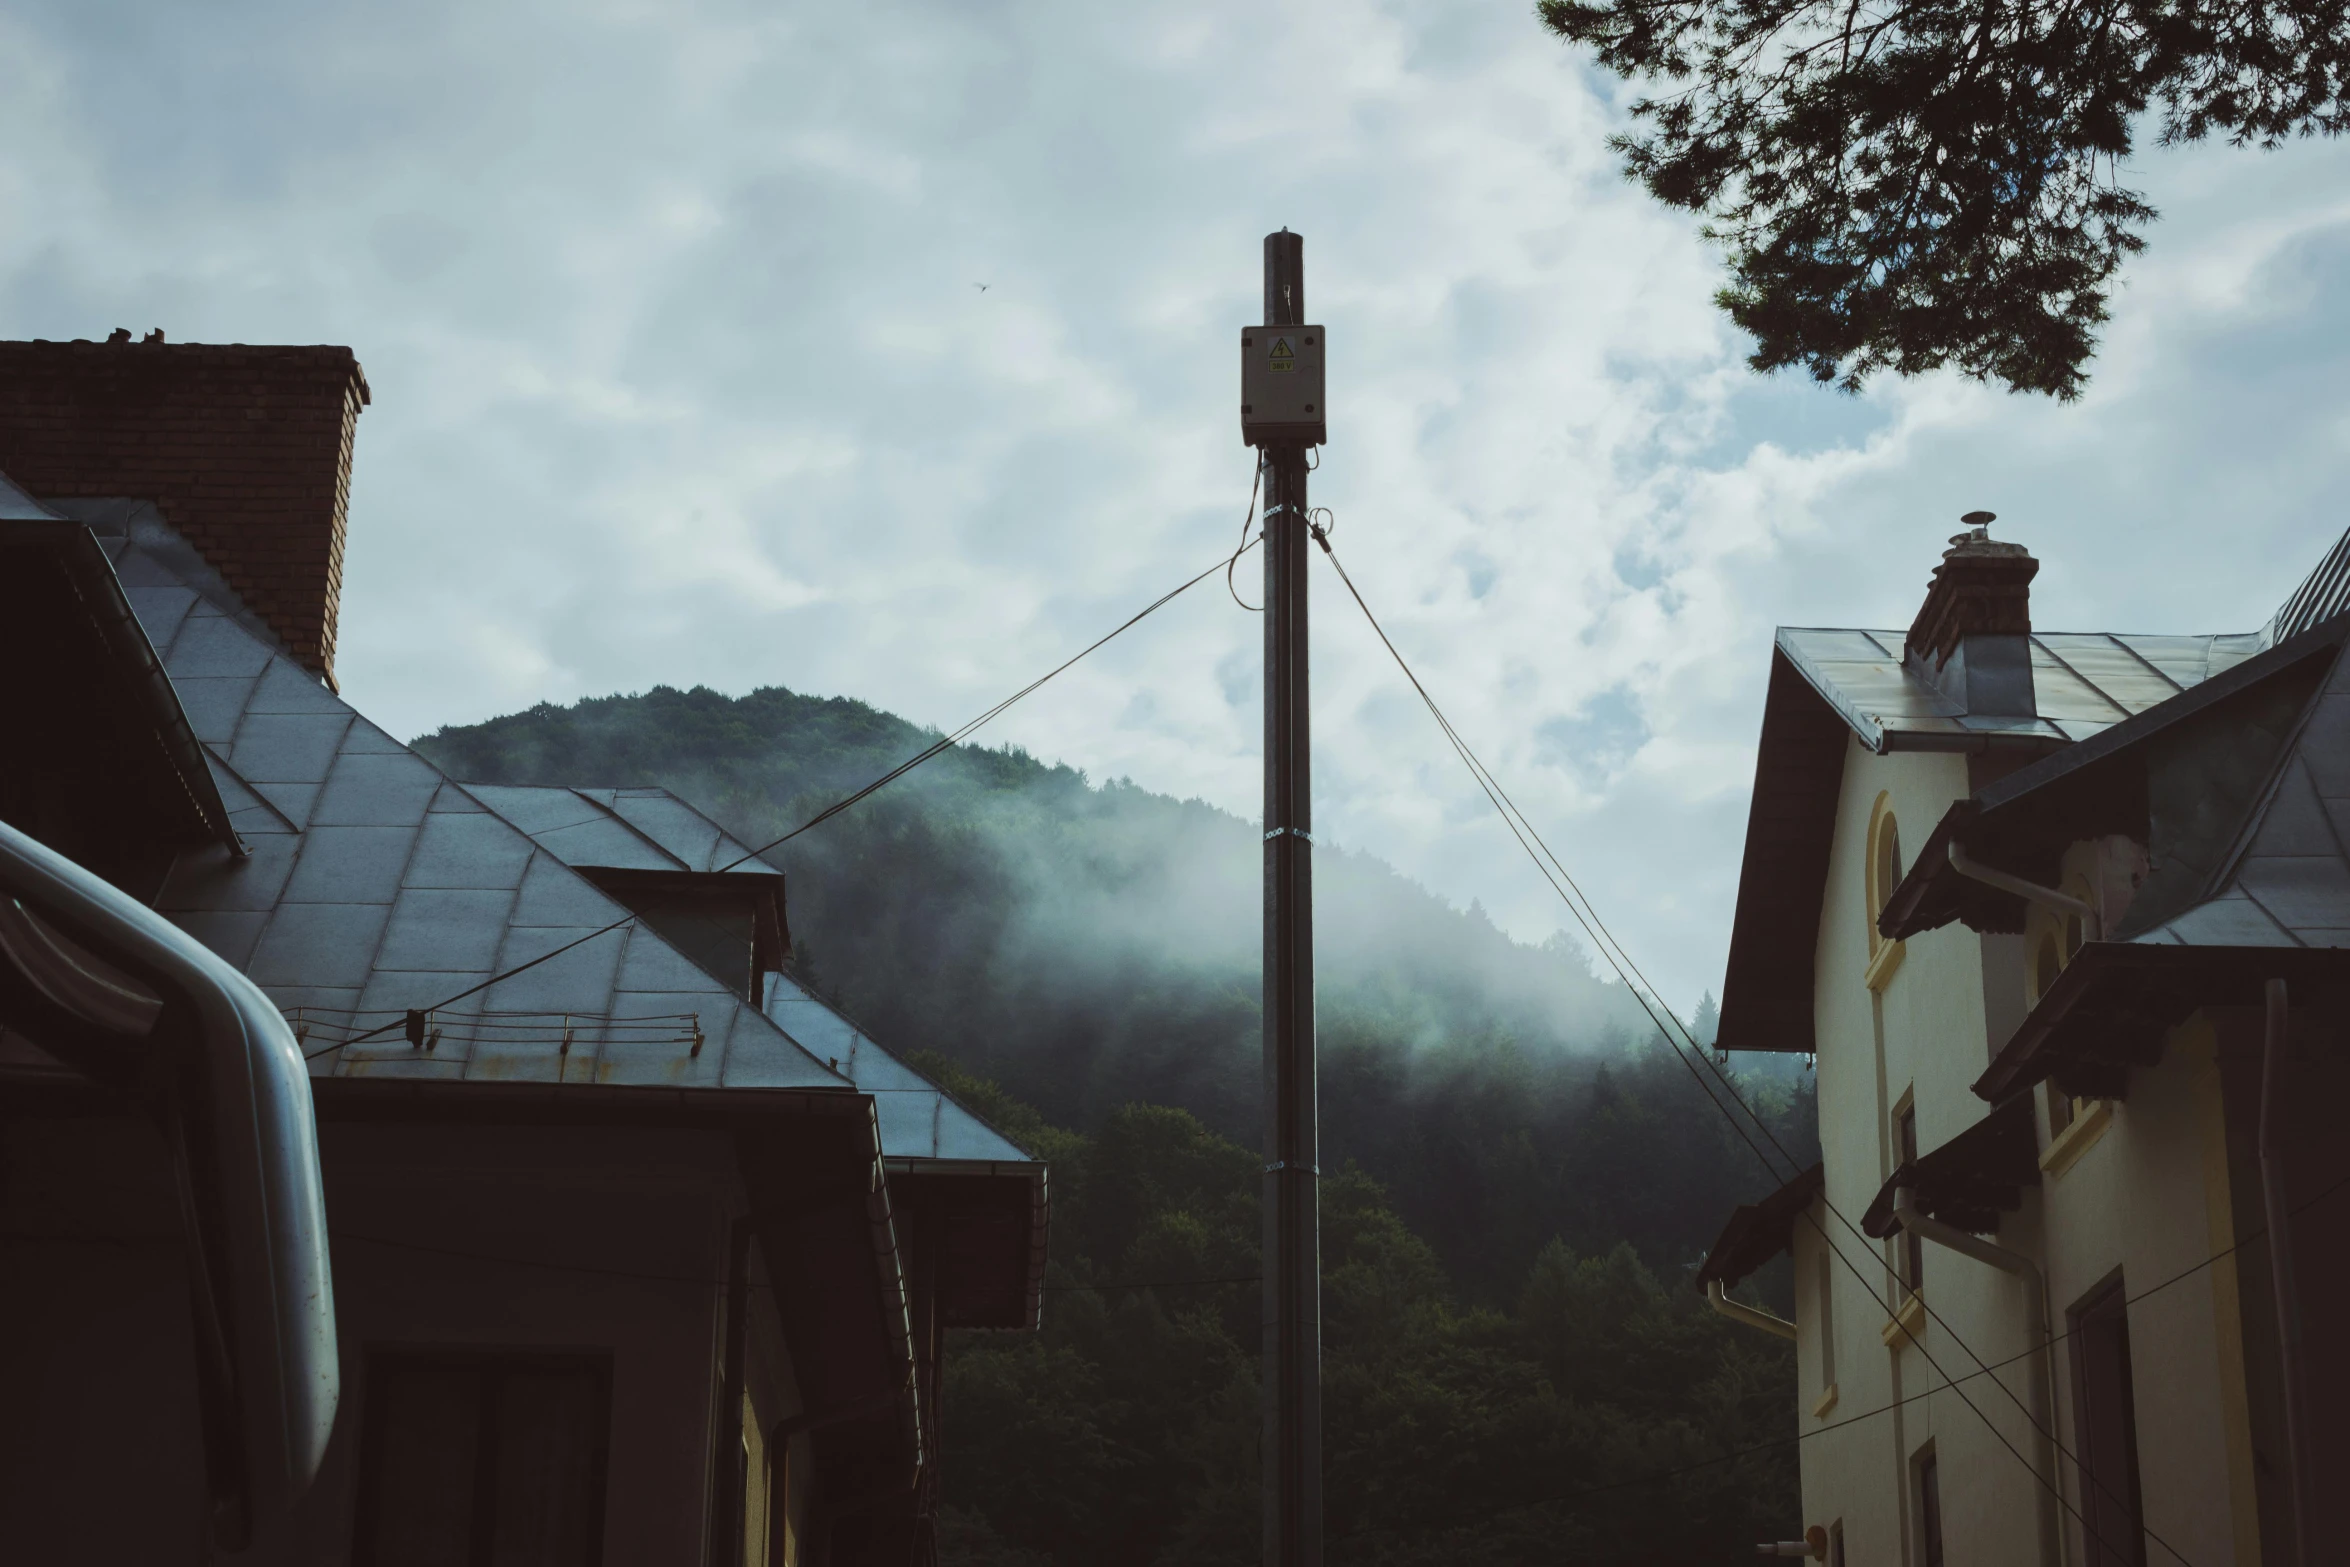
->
1692, 1162, 1824, 1291
1717, 651, 1850, 1054
1973, 940, 2350, 1103
1859, 1092, 2038, 1237
886, 1159, 1050, 1331
0, 507, 238, 860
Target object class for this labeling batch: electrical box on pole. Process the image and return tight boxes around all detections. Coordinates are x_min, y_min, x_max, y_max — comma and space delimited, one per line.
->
1241, 325, 1327, 447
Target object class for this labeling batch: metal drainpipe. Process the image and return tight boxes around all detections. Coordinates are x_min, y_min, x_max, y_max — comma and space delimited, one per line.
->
1706, 1279, 1798, 1340
1892, 1189, 2063, 1567
1946, 844, 2100, 941
2260, 979, 2314, 1567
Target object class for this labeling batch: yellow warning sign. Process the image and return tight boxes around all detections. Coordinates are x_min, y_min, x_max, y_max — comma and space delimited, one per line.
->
1269, 336, 1295, 371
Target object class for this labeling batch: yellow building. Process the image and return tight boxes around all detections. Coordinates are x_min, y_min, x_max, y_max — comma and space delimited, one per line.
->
1700, 520, 2347, 1567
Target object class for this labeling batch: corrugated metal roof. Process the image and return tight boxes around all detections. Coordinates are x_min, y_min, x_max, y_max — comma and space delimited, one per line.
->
1777, 626, 2269, 753
2269, 524, 2350, 646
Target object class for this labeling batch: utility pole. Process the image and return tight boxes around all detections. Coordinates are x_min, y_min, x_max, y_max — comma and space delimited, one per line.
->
1243, 229, 1325, 1567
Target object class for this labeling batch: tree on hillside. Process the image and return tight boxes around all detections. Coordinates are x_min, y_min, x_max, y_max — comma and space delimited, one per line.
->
1541, 0, 2350, 397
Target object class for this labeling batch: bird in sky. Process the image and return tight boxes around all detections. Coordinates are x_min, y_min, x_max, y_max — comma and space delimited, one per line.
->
973, 283, 989, 292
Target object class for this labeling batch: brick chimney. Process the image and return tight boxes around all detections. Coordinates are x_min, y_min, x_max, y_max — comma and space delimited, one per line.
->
1904, 514, 2039, 718
0, 337, 369, 685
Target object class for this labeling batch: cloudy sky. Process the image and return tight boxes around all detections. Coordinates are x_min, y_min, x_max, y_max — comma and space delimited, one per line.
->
8, 0, 2350, 1011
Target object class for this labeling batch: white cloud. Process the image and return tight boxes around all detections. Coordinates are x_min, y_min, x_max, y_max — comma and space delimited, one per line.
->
6, 0, 2350, 1013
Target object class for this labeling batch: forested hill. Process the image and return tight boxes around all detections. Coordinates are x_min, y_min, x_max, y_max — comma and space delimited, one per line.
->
422, 683, 1817, 1562
415, 683, 1815, 1303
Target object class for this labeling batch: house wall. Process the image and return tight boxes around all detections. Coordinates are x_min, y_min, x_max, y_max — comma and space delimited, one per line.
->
0, 1110, 808, 1566
1800, 737, 2050, 1567
2034, 1014, 2249, 1567
1791, 737, 2255, 1567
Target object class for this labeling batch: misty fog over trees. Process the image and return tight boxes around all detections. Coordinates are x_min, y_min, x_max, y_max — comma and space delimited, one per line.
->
418, 682, 1819, 1564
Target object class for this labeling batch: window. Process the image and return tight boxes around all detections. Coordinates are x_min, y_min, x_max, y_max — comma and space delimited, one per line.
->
353, 1352, 611, 1567
1865, 797, 1904, 953
1815, 1251, 1836, 1392
1916, 1450, 1945, 1567
1895, 1102, 1923, 1294
2070, 1279, 2148, 1567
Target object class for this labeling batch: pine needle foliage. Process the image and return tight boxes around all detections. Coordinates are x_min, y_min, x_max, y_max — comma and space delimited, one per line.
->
1540, 0, 2350, 397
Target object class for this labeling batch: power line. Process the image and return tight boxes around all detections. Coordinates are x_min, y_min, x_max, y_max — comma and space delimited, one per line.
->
1335, 1165, 2350, 1540
321, 1228, 1259, 1295
305, 525, 1262, 1065
1312, 530, 2197, 1567
714, 536, 1261, 873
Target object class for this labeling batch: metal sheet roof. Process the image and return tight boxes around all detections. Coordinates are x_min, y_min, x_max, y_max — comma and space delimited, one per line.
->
2130, 639, 2350, 950
761, 975, 1033, 1165
461, 786, 1032, 1166
1776, 627, 2269, 753
0, 465, 66, 521
461, 784, 776, 875
70, 502, 849, 1093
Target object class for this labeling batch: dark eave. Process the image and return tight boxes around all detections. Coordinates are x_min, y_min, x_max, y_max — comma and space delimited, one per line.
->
1692, 1161, 1823, 1292
1859, 1092, 2038, 1238
888, 1162, 1051, 1332
1973, 941, 2350, 1103
0, 511, 237, 854
1717, 652, 1850, 1054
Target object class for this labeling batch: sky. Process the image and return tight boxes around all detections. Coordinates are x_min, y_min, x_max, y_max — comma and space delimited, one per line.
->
7, 0, 2350, 1014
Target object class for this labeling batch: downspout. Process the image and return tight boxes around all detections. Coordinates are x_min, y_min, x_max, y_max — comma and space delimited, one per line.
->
1892, 1189, 2062, 1567
1947, 843, 2100, 940
1707, 1279, 1798, 1340
2259, 979, 2314, 1567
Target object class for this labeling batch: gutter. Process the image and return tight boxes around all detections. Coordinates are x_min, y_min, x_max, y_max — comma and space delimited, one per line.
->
2259, 980, 2314, 1567
1891, 1189, 2061, 1567
1946, 843, 2099, 940
0, 818, 333, 1547
1706, 1279, 1797, 1341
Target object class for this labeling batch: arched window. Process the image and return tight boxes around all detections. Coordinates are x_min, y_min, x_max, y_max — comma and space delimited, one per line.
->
1864, 793, 1903, 959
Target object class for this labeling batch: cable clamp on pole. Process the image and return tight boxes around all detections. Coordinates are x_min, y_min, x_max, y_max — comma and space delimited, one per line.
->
1262, 1162, 1321, 1176
1264, 826, 1313, 844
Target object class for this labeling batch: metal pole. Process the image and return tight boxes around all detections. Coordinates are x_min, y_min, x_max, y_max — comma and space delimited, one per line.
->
1260, 227, 1321, 1567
